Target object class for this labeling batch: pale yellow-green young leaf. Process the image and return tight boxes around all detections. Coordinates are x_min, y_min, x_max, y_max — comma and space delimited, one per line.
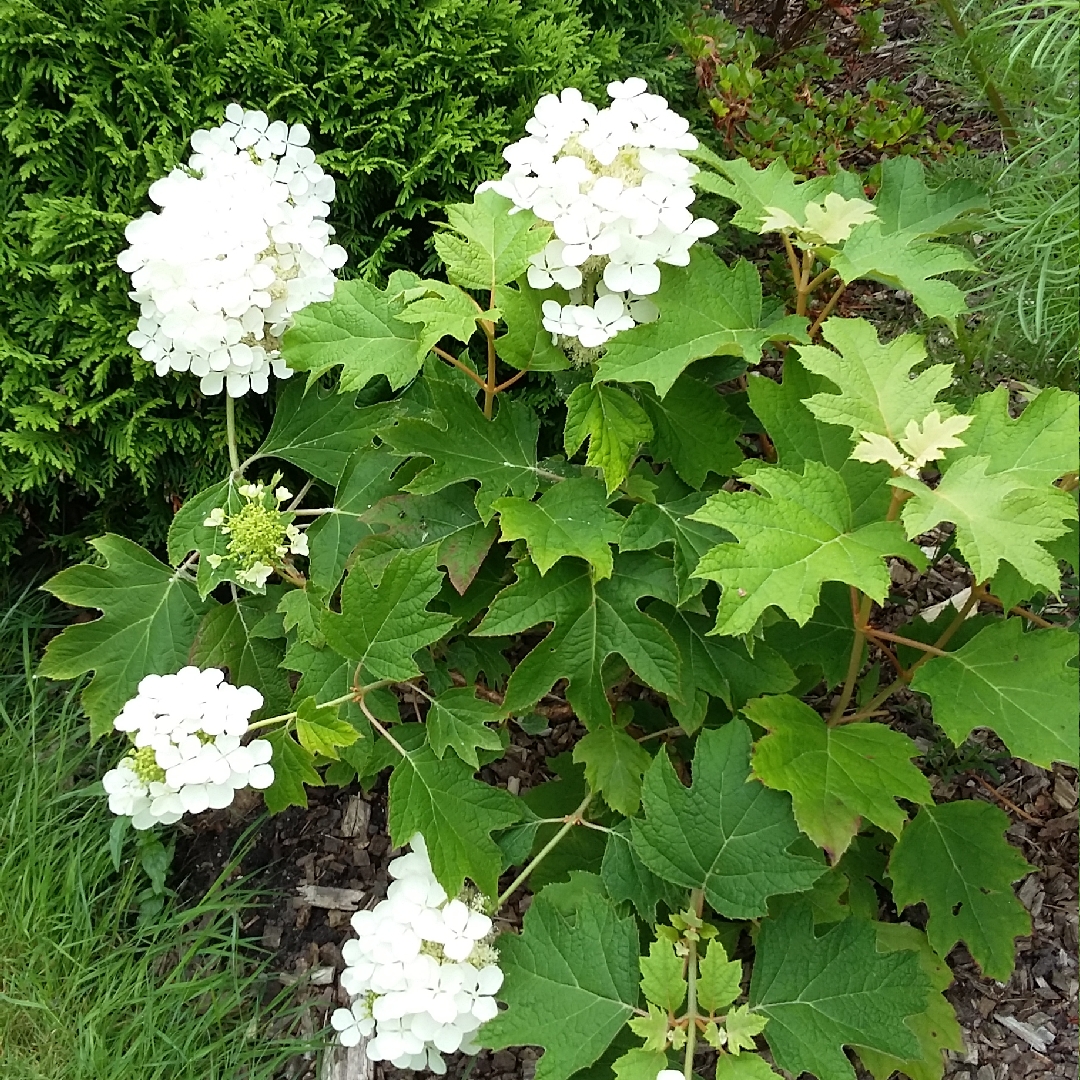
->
639, 938, 688, 1012
851, 431, 908, 471
627, 1003, 670, 1052
726, 1004, 769, 1054
760, 194, 878, 246
697, 939, 743, 1013
899, 410, 974, 469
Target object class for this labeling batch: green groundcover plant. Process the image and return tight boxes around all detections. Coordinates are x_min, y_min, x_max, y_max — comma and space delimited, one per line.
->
0, 0, 680, 561
39, 82, 1079, 1080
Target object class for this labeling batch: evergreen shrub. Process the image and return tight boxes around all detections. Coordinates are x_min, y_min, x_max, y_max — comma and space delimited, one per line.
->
0, 0, 680, 559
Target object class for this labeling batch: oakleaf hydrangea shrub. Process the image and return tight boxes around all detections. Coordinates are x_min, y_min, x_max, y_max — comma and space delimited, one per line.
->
0, 0, 677, 562
41, 82, 1079, 1080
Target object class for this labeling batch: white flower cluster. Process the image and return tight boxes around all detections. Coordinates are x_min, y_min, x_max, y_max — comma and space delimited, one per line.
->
331, 835, 503, 1074
486, 78, 716, 349
102, 667, 274, 830
118, 104, 347, 397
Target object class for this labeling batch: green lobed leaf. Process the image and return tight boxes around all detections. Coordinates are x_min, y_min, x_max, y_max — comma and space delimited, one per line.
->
475, 553, 681, 730
166, 477, 246, 599
39, 535, 215, 739
381, 380, 539, 523
393, 279, 486, 355
795, 318, 954, 444
323, 546, 457, 683
944, 385, 1079, 488
389, 743, 521, 897
573, 719, 654, 817
648, 602, 796, 734
828, 223, 975, 321
249, 381, 375, 484
640, 938, 687, 1013
612, 1048, 671, 1080
495, 279, 570, 372
749, 902, 930, 1080
640, 375, 744, 488
714, 1055, 783, 1080
281, 278, 426, 392
481, 888, 640, 1080
593, 249, 807, 397
493, 477, 624, 580
189, 596, 292, 719
745, 695, 932, 859
762, 581, 860, 688
697, 939, 742, 1014
631, 720, 825, 918
894, 459, 1075, 592
857, 923, 964, 1080
278, 586, 327, 647
726, 1003, 770, 1053
870, 156, 985, 239
601, 820, 685, 922
889, 800, 1033, 980
423, 685, 506, 768
304, 446, 405, 593
433, 189, 551, 292
692, 460, 925, 636
294, 695, 361, 759
263, 728, 323, 813
909, 618, 1078, 766
564, 383, 653, 494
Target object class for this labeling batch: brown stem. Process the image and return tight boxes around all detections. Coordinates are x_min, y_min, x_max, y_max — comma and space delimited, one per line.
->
980, 591, 1056, 629
968, 771, 1043, 826
494, 368, 528, 393
808, 281, 847, 338
781, 232, 802, 290
860, 626, 950, 657
830, 592, 873, 723
433, 345, 486, 388
805, 266, 837, 295
483, 321, 497, 419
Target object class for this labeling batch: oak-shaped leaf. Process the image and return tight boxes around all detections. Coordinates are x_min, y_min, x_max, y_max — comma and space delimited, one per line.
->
282, 277, 426, 391
593, 249, 807, 397
910, 618, 1078, 767
573, 715, 654, 816
388, 743, 521, 897
630, 720, 825, 918
381, 380, 540, 522
189, 596, 292, 719
304, 446, 405, 592
611, 1048, 671, 1080
944, 385, 1078, 488
481, 887, 640, 1080
263, 728, 323, 813
746, 356, 893, 530
40, 535, 215, 739
697, 939, 742, 1014
394, 279, 487, 356
894, 459, 1075, 593
649, 602, 796, 733
433, 189, 551, 292
602, 821, 685, 922
564, 383, 653, 493
692, 460, 925, 636
278, 586, 327, 648
167, 477, 246, 598
248, 380, 377, 485
889, 800, 1033, 980
424, 685, 506, 768
763, 581, 860, 688
749, 902, 930, 1080
493, 477, 624, 580
323, 547, 457, 683
294, 695, 361, 759
474, 553, 681, 730
745, 695, 932, 859
857, 923, 964, 1080
640, 938, 687, 1012
620, 493, 730, 607
870, 156, 984, 239
639, 374, 743, 488
495, 279, 570, 372
795, 318, 954, 444
829, 223, 975, 321
715, 1055, 783, 1080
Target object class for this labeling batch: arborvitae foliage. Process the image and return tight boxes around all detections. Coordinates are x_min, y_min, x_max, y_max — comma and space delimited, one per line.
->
0, 0, 679, 560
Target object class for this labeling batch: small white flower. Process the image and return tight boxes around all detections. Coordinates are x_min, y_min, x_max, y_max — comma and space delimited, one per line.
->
285, 523, 308, 557
527, 240, 583, 291
274, 485, 293, 503
203, 506, 226, 527
331, 1001, 375, 1047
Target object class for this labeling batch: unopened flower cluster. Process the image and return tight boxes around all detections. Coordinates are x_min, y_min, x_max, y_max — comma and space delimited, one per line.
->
203, 480, 308, 589
118, 104, 347, 397
102, 668, 274, 830
486, 78, 717, 350
331, 835, 502, 1073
